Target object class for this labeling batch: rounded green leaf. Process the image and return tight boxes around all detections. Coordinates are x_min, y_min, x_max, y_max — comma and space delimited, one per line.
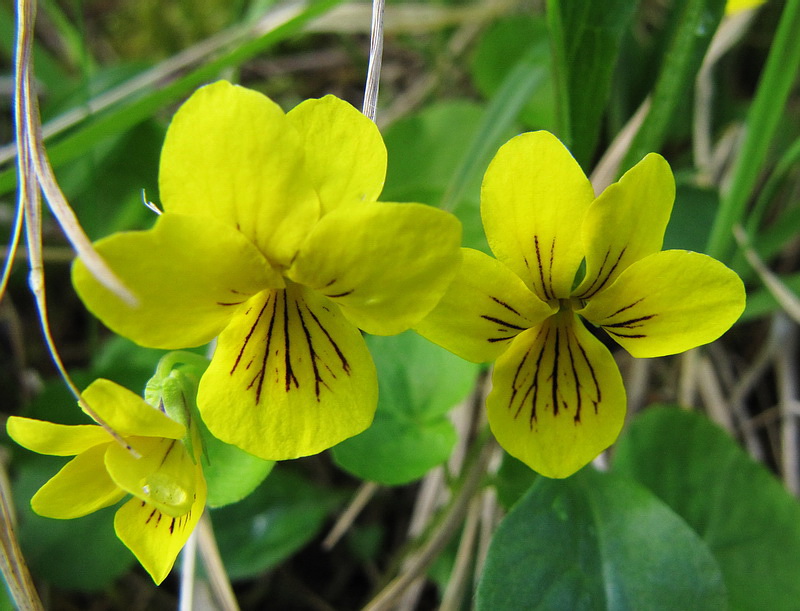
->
476, 468, 727, 610
612, 406, 800, 611
332, 331, 478, 485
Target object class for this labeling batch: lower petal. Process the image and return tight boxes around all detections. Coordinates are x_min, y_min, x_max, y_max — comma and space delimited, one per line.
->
578, 250, 746, 358
31, 445, 125, 519
105, 437, 197, 517
197, 284, 378, 460
114, 462, 206, 585
487, 312, 626, 479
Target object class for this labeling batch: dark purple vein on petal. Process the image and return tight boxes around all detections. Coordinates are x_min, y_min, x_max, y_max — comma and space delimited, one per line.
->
534, 235, 551, 300
282, 291, 299, 392
295, 301, 328, 401
579, 247, 627, 300
304, 302, 351, 375
232, 292, 272, 375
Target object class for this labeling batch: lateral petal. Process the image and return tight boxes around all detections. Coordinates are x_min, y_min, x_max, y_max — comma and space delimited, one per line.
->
481, 131, 595, 301
159, 80, 320, 266
578, 250, 746, 358
114, 462, 206, 585
198, 284, 378, 460
81, 379, 186, 440
487, 311, 626, 479
7, 417, 108, 456
31, 445, 125, 519
105, 437, 196, 517
414, 248, 554, 363
287, 201, 462, 336
72, 213, 279, 349
287, 95, 386, 214
574, 153, 675, 299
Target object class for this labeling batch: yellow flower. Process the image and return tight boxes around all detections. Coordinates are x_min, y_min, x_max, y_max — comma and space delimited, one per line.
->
72, 81, 461, 461
416, 131, 745, 478
725, 0, 765, 15
6, 379, 205, 584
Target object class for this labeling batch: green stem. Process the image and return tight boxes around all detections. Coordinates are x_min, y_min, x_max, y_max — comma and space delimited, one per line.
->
706, 0, 800, 261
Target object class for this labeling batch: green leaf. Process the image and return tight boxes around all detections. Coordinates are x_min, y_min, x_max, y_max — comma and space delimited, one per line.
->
470, 16, 556, 131
382, 100, 489, 253
211, 466, 344, 580
199, 419, 274, 508
331, 331, 478, 485
546, 0, 639, 168
663, 180, 719, 253
492, 451, 539, 511
612, 406, 800, 611
476, 468, 727, 610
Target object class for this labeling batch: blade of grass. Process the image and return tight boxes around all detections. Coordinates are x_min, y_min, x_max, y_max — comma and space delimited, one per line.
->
621, 0, 727, 171
706, 0, 800, 261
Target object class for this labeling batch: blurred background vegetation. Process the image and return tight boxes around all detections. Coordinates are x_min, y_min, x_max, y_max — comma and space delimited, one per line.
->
1, 0, 800, 609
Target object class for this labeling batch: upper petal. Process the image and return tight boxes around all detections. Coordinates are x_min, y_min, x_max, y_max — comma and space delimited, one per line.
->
481, 131, 595, 301
414, 248, 554, 363
7, 417, 108, 456
287, 201, 462, 336
31, 445, 125, 519
114, 462, 205, 585
573, 153, 675, 299
72, 213, 278, 349
81, 379, 186, 440
286, 95, 387, 214
197, 284, 378, 460
487, 311, 626, 479
105, 437, 196, 517
159, 80, 320, 266
578, 250, 746, 358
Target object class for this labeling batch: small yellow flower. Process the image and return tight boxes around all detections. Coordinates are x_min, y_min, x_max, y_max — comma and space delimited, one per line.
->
7, 379, 205, 584
72, 81, 461, 461
725, 0, 765, 15
416, 131, 745, 478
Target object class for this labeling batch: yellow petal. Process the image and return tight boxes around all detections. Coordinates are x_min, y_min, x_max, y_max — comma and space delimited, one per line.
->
159, 80, 320, 266
578, 250, 746, 358
287, 201, 462, 336
105, 437, 196, 517
481, 131, 595, 301
114, 462, 206, 585
72, 213, 279, 349
198, 284, 378, 460
574, 153, 675, 299
82, 379, 186, 439
31, 445, 125, 519
487, 311, 626, 479
415, 248, 555, 363
7, 417, 108, 456
287, 95, 387, 214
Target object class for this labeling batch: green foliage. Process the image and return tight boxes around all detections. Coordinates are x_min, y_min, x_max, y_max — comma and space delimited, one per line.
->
477, 468, 726, 610
211, 466, 345, 580
12, 457, 134, 591
613, 407, 800, 610
332, 331, 478, 485
547, 0, 639, 167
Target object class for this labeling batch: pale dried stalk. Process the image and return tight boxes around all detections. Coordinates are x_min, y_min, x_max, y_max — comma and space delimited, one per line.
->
734, 225, 800, 324
13, 0, 136, 453
774, 314, 800, 495
362, 0, 385, 122
0, 455, 43, 611
439, 496, 481, 611
197, 513, 240, 611
697, 355, 736, 434
322, 481, 380, 550
694, 9, 760, 180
